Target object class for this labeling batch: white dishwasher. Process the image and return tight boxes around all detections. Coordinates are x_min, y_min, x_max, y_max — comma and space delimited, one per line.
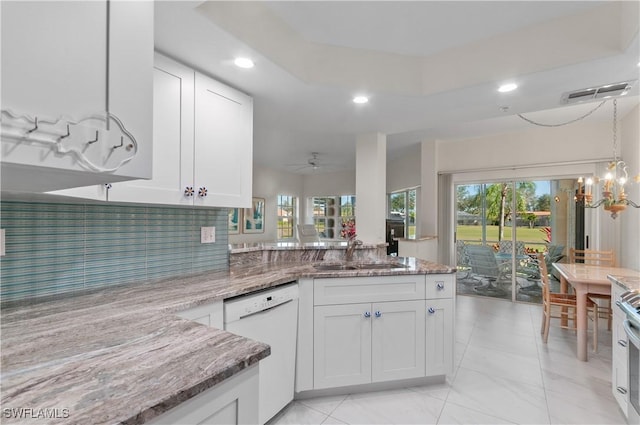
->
224, 282, 299, 425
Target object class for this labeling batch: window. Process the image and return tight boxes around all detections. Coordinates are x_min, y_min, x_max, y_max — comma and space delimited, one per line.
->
311, 195, 356, 239
387, 189, 417, 239
277, 195, 296, 240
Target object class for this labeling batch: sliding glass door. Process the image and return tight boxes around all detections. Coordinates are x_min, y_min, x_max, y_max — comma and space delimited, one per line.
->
456, 179, 561, 303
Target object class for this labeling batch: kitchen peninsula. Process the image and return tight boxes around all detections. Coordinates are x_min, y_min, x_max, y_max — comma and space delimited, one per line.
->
0, 248, 455, 425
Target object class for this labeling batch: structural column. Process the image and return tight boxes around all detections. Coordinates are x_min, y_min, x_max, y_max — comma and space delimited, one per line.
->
355, 133, 386, 244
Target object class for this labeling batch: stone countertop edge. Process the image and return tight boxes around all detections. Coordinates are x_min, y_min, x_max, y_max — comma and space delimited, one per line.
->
0, 257, 454, 424
608, 274, 640, 291
229, 241, 387, 253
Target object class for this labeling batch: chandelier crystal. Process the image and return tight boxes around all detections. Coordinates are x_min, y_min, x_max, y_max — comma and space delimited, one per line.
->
576, 99, 640, 219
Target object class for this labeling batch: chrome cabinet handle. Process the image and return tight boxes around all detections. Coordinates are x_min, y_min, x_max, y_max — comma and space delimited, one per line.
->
615, 300, 622, 307
436, 282, 445, 290
618, 339, 628, 348
104, 183, 112, 190
364, 311, 371, 318
184, 186, 194, 197
617, 386, 628, 395
428, 307, 436, 314
198, 187, 208, 197
375, 311, 382, 318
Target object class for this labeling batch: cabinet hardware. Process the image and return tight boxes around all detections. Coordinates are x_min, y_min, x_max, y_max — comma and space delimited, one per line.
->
374, 311, 382, 318
363, 311, 371, 318
104, 183, 112, 190
184, 187, 194, 197
436, 282, 445, 290
618, 339, 628, 348
87, 130, 99, 145
428, 307, 436, 314
198, 187, 208, 197
617, 386, 628, 395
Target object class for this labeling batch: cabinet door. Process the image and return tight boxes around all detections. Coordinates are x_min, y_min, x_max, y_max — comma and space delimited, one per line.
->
425, 298, 454, 376
148, 365, 259, 425
109, 54, 194, 205
194, 73, 253, 208
371, 300, 425, 382
1, 1, 153, 192
314, 303, 372, 389
1, 1, 107, 120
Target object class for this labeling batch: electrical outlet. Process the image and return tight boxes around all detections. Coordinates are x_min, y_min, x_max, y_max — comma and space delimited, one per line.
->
201, 226, 216, 244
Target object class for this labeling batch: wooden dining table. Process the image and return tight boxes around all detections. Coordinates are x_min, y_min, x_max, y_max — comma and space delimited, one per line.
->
552, 263, 640, 361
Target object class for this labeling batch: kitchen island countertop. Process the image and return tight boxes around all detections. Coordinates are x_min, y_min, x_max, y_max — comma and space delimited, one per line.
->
1, 257, 454, 424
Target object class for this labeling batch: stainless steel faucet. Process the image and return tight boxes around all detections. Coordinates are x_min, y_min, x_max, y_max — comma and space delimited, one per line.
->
345, 235, 363, 262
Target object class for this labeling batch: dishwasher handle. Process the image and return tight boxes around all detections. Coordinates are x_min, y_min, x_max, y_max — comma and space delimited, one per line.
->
237, 298, 295, 320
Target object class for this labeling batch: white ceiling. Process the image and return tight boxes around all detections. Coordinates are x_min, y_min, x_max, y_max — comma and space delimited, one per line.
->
154, 1, 640, 174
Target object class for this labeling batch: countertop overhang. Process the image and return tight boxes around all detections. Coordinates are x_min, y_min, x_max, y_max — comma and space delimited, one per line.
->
1, 257, 454, 424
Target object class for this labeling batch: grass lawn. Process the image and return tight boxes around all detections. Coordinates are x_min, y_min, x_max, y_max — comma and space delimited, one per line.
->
456, 225, 548, 251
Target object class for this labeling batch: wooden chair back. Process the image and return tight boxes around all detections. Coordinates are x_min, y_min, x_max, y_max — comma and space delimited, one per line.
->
538, 252, 550, 303
568, 248, 616, 267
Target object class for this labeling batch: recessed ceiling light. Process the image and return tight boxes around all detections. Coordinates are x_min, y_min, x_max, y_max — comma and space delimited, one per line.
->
353, 96, 368, 104
234, 57, 254, 69
498, 83, 518, 93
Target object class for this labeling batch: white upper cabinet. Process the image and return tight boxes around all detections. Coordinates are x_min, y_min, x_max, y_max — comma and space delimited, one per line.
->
1, 1, 153, 192
193, 73, 253, 208
106, 53, 194, 205
66, 53, 254, 208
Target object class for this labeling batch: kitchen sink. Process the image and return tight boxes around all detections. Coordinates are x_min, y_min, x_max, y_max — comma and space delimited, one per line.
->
313, 262, 408, 271
313, 264, 359, 270
355, 262, 409, 270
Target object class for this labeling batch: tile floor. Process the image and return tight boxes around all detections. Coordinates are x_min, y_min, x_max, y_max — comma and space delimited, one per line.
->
269, 294, 627, 425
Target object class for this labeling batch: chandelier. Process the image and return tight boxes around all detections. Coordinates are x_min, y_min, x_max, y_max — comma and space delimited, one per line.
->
575, 98, 640, 219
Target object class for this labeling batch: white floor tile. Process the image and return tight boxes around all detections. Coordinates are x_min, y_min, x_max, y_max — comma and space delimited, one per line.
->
437, 401, 517, 424
546, 387, 626, 424
321, 416, 348, 425
447, 367, 550, 424
268, 401, 328, 425
298, 394, 348, 416
459, 343, 544, 388
330, 388, 445, 425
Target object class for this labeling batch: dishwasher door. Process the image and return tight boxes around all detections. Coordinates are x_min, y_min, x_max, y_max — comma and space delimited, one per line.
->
224, 283, 299, 425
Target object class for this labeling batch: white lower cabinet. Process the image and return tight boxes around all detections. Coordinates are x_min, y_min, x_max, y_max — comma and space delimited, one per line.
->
148, 364, 259, 425
302, 274, 455, 392
371, 300, 426, 382
612, 283, 629, 418
425, 298, 454, 376
314, 303, 373, 389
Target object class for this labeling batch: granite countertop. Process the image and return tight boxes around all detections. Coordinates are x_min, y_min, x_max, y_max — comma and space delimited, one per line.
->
608, 274, 640, 291
228, 241, 386, 253
1, 257, 454, 424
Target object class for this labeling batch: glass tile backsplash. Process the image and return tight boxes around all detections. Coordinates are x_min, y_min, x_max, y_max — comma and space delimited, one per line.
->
0, 201, 229, 302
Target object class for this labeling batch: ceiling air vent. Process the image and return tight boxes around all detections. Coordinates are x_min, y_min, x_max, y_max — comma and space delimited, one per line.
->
561, 81, 635, 104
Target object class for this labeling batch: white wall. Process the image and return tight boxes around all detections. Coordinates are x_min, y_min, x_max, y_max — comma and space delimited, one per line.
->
387, 144, 421, 192
301, 169, 356, 223
620, 105, 640, 269
229, 164, 303, 244
437, 121, 612, 173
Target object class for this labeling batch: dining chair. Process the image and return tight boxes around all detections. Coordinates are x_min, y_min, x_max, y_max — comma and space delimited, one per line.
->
569, 248, 615, 330
538, 253, 599, 350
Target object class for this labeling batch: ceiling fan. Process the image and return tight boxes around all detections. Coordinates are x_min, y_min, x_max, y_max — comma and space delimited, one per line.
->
286, 152, 337, 173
